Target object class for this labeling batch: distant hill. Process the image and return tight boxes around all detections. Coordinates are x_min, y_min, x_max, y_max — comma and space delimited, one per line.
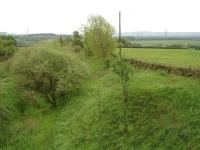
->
14, 33, 71, 46
0, 32, 7, 35
7, 32, 200, 46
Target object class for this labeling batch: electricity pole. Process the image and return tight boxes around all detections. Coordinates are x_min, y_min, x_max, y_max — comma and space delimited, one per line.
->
119, 11, 122, 59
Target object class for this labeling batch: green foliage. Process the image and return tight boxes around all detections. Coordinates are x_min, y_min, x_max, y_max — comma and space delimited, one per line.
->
14, 33, 66, 46
83, 15, 116, 58
116, 37, 132, 48
11, 48, 88, 107
113, 59, 130, 82
2, 41, 200, 149
0, 78, 11, 148
15, 98, 29, 116
58, 32, 83, 53
0, 35, 16, 57
54, 59, 200, 149
123, 38, 200, 50
0, 106, 10, 148
0, 73, 8, 128
63, 36, 73, 44
112, 58, 132, 133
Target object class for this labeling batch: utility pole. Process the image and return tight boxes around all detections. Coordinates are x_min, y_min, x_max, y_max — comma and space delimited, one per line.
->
119, 11, 128, 134
119, 11, 122, 59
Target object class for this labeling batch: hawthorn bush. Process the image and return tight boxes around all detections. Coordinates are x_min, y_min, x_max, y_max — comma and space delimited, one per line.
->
11, 48, 88, 107
0, 36, 16, 57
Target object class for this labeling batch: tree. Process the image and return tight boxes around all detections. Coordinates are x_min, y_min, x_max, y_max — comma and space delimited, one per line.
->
11, 48, 88, 107
83, 15, 116, 59
113, 58, 131, 134
0, 35, 16, 57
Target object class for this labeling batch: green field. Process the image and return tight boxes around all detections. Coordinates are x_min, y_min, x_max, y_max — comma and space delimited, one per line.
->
1, 41, 200, 149
121, 48, 200, 69
130, 39, 200, 47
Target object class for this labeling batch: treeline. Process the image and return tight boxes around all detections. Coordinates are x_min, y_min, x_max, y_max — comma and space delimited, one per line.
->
59, 31, 83, 53
123, 43, 200, 50
14, 34, 70, 46
119, 38, 200, 50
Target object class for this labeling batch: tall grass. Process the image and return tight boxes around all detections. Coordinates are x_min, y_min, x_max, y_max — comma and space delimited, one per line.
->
54, 58, 200, 149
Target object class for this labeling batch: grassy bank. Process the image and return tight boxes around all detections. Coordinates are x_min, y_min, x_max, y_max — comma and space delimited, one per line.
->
53, 58, 200, 149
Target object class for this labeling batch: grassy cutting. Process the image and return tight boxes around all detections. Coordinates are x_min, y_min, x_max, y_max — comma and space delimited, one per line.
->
1, 41, 200, 149
54, 57, 200, 149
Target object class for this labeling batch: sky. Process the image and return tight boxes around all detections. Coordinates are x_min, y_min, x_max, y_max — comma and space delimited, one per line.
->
0, 0, 200, 34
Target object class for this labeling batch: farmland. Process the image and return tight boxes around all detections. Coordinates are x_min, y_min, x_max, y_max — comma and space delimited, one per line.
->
121, 48, 200, 69
129, 39, 200, 48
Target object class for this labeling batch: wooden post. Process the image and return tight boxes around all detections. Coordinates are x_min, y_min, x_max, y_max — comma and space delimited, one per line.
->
119, 11, 122, 59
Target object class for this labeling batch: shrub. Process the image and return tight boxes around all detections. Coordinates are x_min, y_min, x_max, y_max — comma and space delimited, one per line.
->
15, 98, 28, 116
130, 43, 143, 48
11, 48, 88, 107
0, 35, 16, 57
72, 45, 82, 53
112, 58, 132, 133
167, 44, 185, 49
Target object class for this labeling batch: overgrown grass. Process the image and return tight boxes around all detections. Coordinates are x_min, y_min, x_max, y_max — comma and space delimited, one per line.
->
121, 48, 200, 69
0, 58, 58, 149
54, 57, 200, 149
1, 41, 200, 149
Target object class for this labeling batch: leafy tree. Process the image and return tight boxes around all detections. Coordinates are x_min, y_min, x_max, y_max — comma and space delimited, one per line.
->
11, 48, 88, 107
83, 15, 116, 59
0, 35, 16, 57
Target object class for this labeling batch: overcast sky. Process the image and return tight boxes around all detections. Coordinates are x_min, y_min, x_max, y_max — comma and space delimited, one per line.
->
0, 0, 200, 34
